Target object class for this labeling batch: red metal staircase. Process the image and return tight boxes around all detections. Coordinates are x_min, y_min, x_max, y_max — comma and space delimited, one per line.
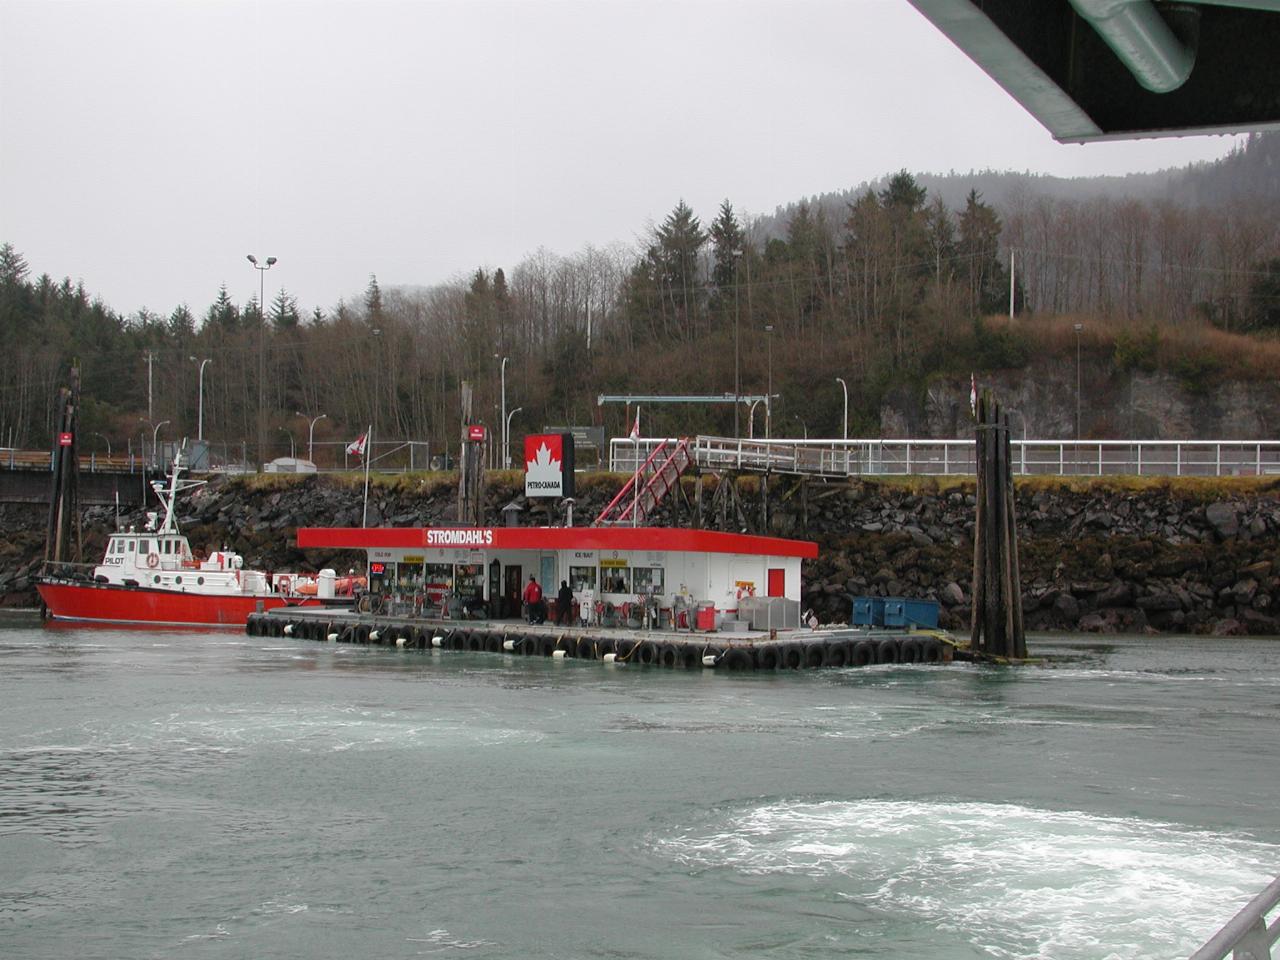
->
594, 438, 693, 525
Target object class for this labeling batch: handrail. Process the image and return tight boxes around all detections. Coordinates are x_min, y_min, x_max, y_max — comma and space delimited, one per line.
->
1188, 873, 1280, 960
594, 439, 671, 524
610, 437, 1280, 479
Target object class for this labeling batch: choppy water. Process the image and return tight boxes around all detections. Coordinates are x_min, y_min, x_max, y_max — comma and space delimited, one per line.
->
1, 623, 1277, 960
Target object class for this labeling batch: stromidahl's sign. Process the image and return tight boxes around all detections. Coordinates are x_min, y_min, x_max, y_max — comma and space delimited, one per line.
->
524, 432, 575, 499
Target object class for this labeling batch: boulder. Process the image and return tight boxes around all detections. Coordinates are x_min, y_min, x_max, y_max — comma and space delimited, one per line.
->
1136, 592, 1181, 612
1204, 501, 1239, 539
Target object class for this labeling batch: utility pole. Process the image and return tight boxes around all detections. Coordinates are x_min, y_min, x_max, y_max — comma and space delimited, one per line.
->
144, 351, 155, 423
1009, 248, 1016, 319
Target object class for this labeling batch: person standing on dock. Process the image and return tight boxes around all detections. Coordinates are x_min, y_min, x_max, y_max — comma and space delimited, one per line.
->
556, 580, 573, 626
523, 574, 545, 624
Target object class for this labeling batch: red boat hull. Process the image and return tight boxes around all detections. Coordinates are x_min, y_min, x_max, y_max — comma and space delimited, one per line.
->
36, 579, 322, 627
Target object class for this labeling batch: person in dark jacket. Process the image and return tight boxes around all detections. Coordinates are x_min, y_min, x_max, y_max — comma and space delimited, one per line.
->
556, 581, 574, 625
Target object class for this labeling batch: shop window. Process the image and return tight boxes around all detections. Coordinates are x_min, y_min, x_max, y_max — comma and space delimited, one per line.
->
602, 567, 631, 593
424, 563, 452, 609
455, 563, 484, 604
633, 567, 664, 596
569, 566, 596, 593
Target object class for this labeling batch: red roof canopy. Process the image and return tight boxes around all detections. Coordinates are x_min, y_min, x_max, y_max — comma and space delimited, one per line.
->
297, 526, 817, 559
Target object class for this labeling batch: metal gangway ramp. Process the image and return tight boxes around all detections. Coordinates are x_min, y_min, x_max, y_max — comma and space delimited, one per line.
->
595, 438, 693, 526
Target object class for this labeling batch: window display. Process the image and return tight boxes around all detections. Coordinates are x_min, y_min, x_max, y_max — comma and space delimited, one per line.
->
633, 567, 664, 596
569, 565, 596, 593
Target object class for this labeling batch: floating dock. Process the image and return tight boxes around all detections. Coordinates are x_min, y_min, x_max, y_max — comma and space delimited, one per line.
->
246, 609, 956, 671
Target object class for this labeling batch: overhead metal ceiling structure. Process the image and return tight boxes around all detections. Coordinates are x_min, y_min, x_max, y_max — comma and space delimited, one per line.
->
905, 0, 1280, 141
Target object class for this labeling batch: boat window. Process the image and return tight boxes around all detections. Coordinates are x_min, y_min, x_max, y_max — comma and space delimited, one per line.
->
126, 539, 136, 553
140, 540, 153, 556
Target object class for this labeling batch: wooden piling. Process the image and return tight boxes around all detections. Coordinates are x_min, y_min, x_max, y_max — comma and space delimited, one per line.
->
969, 391, 1026, 660
43, 366, 82, 567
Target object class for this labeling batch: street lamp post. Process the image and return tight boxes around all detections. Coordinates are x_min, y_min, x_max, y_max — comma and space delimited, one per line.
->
747, 399, 763, 439
189, 356, 211, 441
143, 419, 170, 469
835, 377, 848, 440
247, 254, 277, 466
495, 354, 509, 469
764, 324, 774, 440
278, 427, 295, 460
297, 412, 327, 464
91, 432, 111, 458
501, 404, 517, 468
1074, 323, 1083, 445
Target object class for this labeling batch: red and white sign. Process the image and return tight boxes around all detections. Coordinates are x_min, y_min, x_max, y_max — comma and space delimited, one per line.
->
58, 432, 73, 447
524, 432, 566, 497
467, 425, 486, 442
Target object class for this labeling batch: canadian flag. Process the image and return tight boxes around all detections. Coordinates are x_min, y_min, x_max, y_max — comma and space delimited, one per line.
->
628, 406, 640, 440
346, 430, 368, 458
970, 373, 977, 417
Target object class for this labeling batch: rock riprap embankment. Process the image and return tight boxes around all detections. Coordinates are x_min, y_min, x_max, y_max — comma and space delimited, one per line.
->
3, 474, 1277, 636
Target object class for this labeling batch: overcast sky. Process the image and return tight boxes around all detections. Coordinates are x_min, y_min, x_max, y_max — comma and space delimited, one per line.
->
1, 0, 1243, 319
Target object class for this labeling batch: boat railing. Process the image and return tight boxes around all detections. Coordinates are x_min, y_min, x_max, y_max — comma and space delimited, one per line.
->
1188, 873, 1280, 960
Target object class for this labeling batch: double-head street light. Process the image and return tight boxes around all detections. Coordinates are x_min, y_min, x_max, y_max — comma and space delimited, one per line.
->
189, 356, 211, 441
247, 254, 277, 465
297, 411, 327, 463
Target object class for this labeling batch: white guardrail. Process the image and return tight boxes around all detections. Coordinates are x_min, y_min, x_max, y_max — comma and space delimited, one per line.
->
1188, 873, 1280, 960
608, 437, 1280, 479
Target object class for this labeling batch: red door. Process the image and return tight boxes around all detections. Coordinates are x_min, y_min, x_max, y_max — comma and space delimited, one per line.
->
767, 568, 785, 597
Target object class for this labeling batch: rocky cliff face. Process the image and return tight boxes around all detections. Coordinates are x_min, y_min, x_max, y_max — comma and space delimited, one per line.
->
4, 474, 1278, 637
880, 365, 1280, 440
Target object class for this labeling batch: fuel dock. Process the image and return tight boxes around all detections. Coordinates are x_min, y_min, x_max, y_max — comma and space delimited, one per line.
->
246, 604, 957, 671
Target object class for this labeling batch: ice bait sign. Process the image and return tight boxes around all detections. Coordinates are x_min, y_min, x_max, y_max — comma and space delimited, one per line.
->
524, 432, 575, 499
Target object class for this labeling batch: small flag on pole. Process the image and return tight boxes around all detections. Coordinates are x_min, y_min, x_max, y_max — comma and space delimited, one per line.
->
628, 407, 640, 440
346, 430, 368, 458
970, 373, 978, 417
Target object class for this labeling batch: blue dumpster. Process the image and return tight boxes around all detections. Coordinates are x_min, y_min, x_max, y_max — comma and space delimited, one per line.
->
883, 597, 939, 629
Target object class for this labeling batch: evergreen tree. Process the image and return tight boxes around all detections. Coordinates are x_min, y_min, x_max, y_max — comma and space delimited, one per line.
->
709, 200, 744, 299
647, 200, 707, 340
364, 274, 383, 324
957, 189, 1008, 316
271, 288, 300, 330
206, 284, 239, 331
168, 304, 196, 338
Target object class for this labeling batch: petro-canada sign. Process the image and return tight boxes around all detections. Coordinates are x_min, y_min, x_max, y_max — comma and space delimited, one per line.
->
524, 432, 575, 499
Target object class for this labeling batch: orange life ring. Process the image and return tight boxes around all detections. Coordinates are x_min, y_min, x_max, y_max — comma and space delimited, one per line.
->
146, 552, 159, 569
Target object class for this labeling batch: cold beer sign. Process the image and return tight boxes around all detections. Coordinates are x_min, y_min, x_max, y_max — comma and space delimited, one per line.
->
524, 432, 575, 499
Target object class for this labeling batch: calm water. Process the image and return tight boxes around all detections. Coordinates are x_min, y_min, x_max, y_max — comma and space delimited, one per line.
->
1, 622, 1278, 960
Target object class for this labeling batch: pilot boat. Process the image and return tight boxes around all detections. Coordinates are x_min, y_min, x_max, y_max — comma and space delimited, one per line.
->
36, 455, 348, 627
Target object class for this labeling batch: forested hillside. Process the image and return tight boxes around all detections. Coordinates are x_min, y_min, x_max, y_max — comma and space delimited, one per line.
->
2, 134, 1278, 464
